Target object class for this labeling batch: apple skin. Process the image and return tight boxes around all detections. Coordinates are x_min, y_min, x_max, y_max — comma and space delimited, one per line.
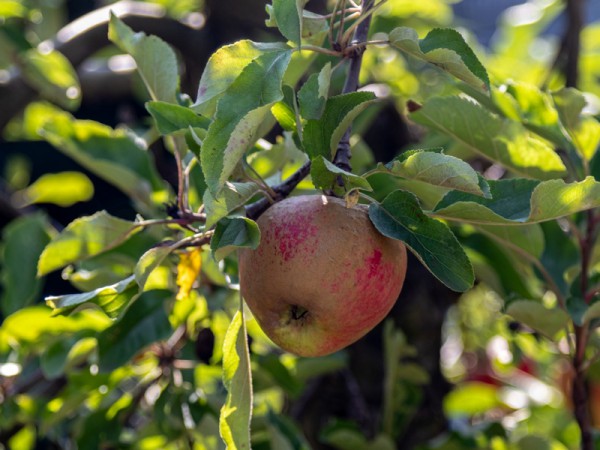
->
238, 195, 407, 357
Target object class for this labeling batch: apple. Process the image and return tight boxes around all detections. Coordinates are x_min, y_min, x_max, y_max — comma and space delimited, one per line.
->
238, 195, 407, 357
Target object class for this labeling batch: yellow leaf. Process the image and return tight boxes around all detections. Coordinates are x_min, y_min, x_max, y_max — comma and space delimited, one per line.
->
176, 248, 202, 300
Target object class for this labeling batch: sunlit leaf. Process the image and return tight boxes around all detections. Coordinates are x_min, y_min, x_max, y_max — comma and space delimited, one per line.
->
390, 27, 489, 91
303, 92, 377, 160
20, 48, 80, 109
211, 217, 260, 261
201, 48, 292, 194
370, 149, 487, 196
0, 1, 27, 18
443, 382, 500, 416
410, 96, 567, 180
16, 172, 94, 207
38, 211, 140, 276
434, 176, 600, 225
220, 308, 253, 449
271, 86, 298, 132
109, 14, 178, 103
369, 190, 474, 292
39, 112, 166, 208
553, 88, 600, 161
193, 40, 290, 116
45, 276, 138, 319
135, 245, 175, 291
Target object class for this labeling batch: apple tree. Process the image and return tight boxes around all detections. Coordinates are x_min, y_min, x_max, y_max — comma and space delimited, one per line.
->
1, 0, 600, 449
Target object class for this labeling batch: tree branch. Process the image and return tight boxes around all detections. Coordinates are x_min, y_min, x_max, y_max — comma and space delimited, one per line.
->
332, 0, 375, 173
246, 0, 375, 219
563, 0, 584, 87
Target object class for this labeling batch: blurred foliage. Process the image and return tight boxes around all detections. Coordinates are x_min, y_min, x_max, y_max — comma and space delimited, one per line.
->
0, 0, 600, 449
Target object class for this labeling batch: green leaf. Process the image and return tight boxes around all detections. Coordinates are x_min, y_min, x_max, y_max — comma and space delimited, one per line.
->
301, 10, 329, 45
146, 101, 211, 135
45, 276, 138, 319
553, 88, 600, 161
583, 301, 600, 324
372, 150, 486, 196
194, 40, 290, 116
97, 290, 172, 371
220, 308, 253, 450
566, 296, 587, 327
443, 382, 500, 417
40, 336, 96, 379
203, 181, 261, 228
462, 233, 535, 299
434, 176, 600, 225
201, 49, 292, 194
271, 89, 297, 132
20, 48, 80, 109
211, 217, 260, 261
134, 245, 174, 291
515, 436, 552, 450
369, 190, 474, 292
39, 112, 166, 207
310, 156, 372, 195
539, 221, 579, 296
298, 62, 331, 120
0, 2, 27, 18
321, 423, 396, 450
108, 14, 178, 103
410, 96, 567, 180
17, 172, 94, 207
390, 27, 489, 92
505, 300, 569, 338
271, 0, 303, 47
266, 410, 311, 450
256, 355, 303, 398
38, 211, 140, 276
501, 81, 566, 147
303, 91, 376, 160
475, 223, 545, 259
1, 214, 51, 315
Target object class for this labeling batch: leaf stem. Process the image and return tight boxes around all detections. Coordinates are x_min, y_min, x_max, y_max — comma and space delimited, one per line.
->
298, 45, 342, 57
336, 0, 349, 47
340, 0, 386, 48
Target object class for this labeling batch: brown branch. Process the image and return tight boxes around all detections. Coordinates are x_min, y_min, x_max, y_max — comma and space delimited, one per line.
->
245, 161, 312, 220
246, 1, 375, 219
563, 0, 584, 87
332, 0, 375, 173
572, 208, 597, 450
